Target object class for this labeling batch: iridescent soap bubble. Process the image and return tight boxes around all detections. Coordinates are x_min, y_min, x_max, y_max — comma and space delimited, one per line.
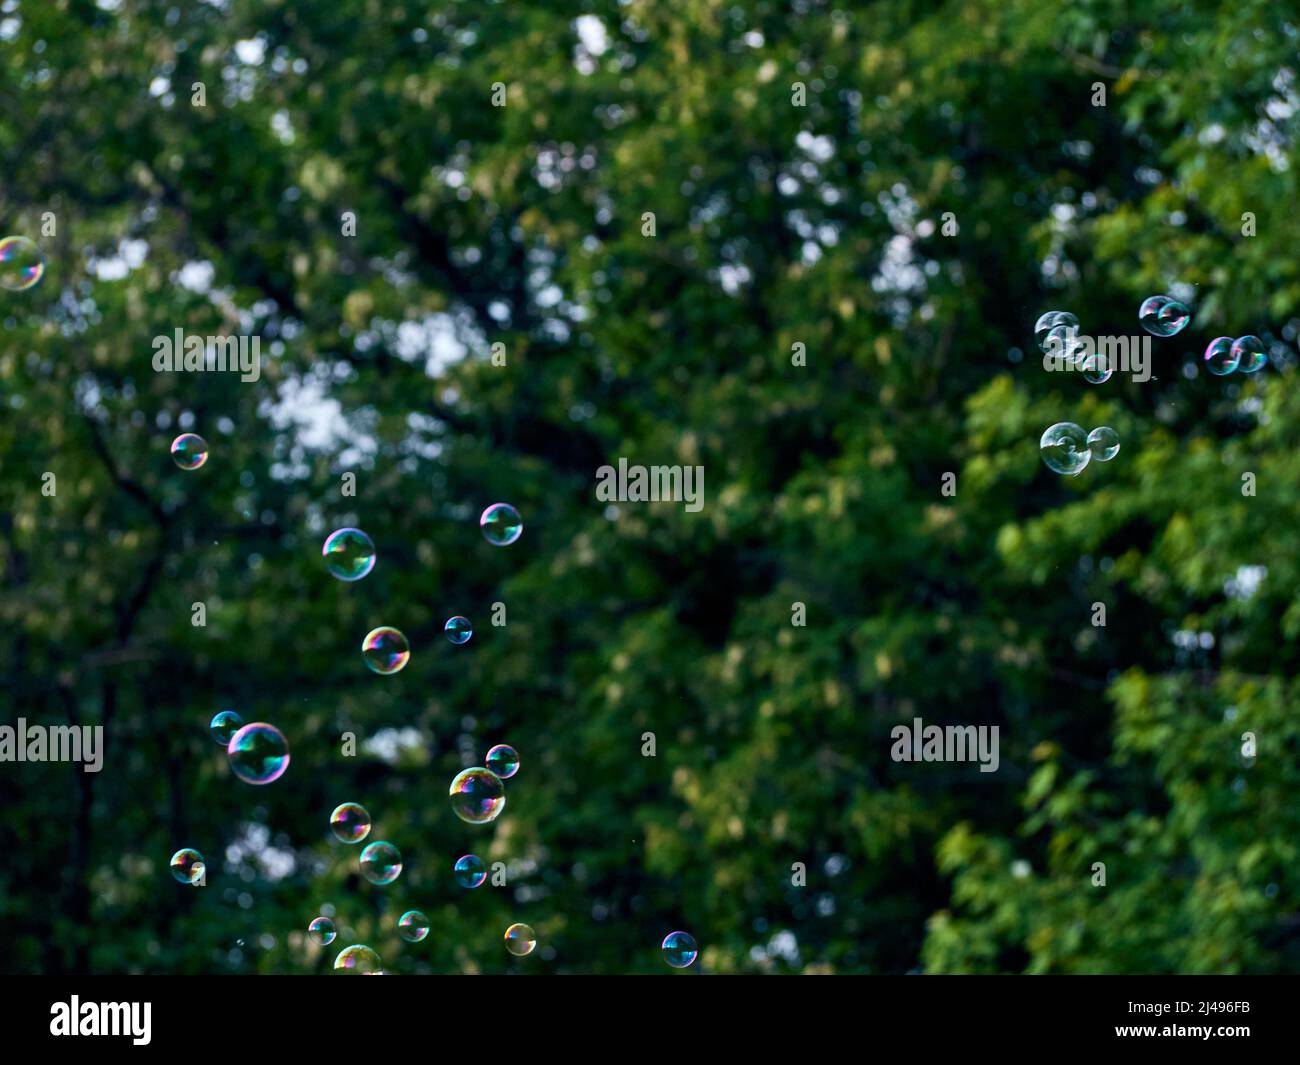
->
333, 944, 383, 974
323, 528, 376, 582
1044, 322, 1084, 366
1080, 353, 1113, 384
226, 722, 290, 785
398, 910, 430, 943
308, 916, 337, 945
359, 840, 403, 885
362, 627, 410, 674
1087, 426, 1120, 462
169, 848, 204, 885
1039, 422, 1091, 476
444, 616, 473, 645
0, 236, 45, 291
171, 433, 209, 470
209, 710, 243, 745
1204, 336, 1239, 376
1231, 335, 1267, 374
1034, 311, 1078, 352
661, 931, 699, 968
1139, 294, 1191, 337
480, 503, 523, 546
454, 854, 487, 888
485, 743, 520, 779
330, 802, 372, 844
449, 767, 506, 825
504, 923, 536, 956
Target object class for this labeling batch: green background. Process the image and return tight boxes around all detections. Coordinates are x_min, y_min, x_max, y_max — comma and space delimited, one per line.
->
1, 0, 1298, 974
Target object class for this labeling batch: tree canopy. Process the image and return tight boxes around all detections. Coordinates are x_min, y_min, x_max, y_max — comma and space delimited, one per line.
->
1, 0, 1298, 974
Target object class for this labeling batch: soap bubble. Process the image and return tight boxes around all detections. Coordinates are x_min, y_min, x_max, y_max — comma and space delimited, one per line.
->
1203, 336, 1239, 376
170, 433, 209, 470
444, 616, 473, 645
1039, 422, 1091, 476
661, 931, 699, 968
480, 503, 523, 546
209, 710, 243, 745
308, 917, 337, 945
0, 236, 45, 291
504, 923, 537, 956
449, 767, 506, 825
334, 944, 383, 974
1080, 354, 1113, 384
362, 627, 410, 674
323, 528, 376, 581
170, 848, 205, 885
1231, 335, 1267, 374
454, 854, 487, 888
1044, 323, 1085, 366
1087, 426, 1120, 462
1139, 294, 1191, 337
398, 910, 430, 942
226, 722, 290, 785
330, 802, 372, 844
485, 744, 520, 779
360, 841, 403, 885
1034, 311, 1078, 352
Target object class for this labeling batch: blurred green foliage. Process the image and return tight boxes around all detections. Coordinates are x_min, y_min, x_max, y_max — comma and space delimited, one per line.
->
1, 0, 1298, 974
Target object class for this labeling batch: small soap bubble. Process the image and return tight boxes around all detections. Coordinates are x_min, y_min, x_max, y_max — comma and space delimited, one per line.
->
360, 840, 403, 885
226, 722, 290, 785
1087, 425, 1120, 462
444, 616, 473, 644
330, 802, 372, 844
480, 503, 523, 546
334, 944, 383, 974
661, 931, 699, 968
1044, 323, 1084, 366
1034, 311, 1078, 352
308, 916, 337, 945
1139, 294, 1191, 337
1231, 335, 1267, 374
504, 923, 537, 956
170, 848, 205, 885
485, 744, 520, 779
398, 910, 430, 942
323, 528, 376, 581
454, 854, 487, 888
209, 710, 243, 745
171, 433, 209, 470
450, 767, 507, 824
0, 235, 45, 291
1080, 354, 1113, 384
1203, 336, 1239, 376
1039, 422, 1091, 476
362, 627, 410, 674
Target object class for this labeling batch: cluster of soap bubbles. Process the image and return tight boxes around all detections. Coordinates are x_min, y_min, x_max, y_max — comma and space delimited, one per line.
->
1204, 335, 1267, 376
0, 235, 45, 291
1034, 311, 1116, 383
208, 710, 291, 785
449, 745, 520, 825
1040, 423, 1120, 476
1138, 294, 1192, 337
